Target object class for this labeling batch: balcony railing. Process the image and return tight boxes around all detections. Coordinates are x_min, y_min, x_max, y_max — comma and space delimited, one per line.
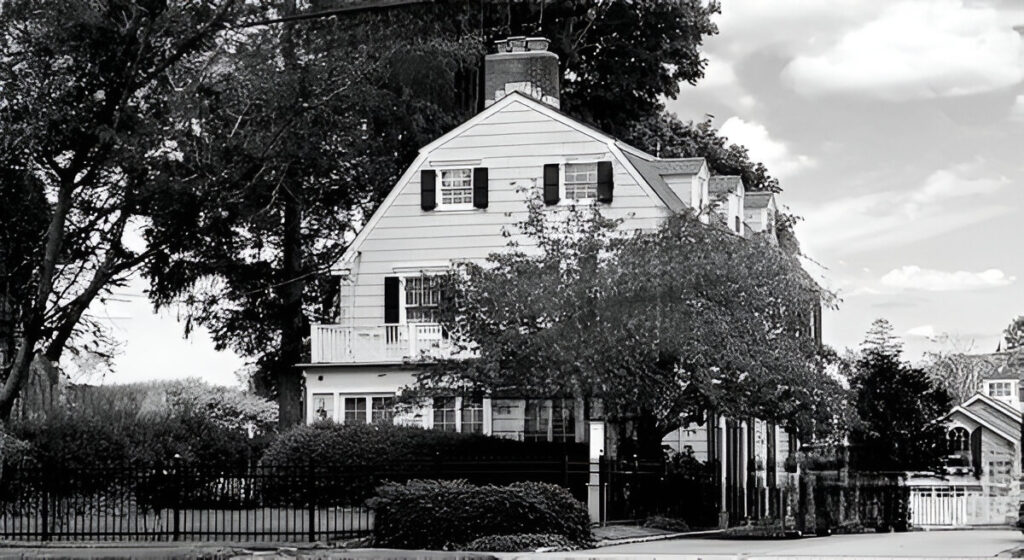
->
310, 323, 454, 363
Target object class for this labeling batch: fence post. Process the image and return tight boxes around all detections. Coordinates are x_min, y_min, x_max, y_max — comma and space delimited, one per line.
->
172, 455, 181, 541
307, 464, 317, 542
40, 470, 50, 542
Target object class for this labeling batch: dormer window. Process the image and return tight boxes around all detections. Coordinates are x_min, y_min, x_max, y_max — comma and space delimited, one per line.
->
989, 381, 1012, 397
439, 168, 474, 208
564, 163, 598, 200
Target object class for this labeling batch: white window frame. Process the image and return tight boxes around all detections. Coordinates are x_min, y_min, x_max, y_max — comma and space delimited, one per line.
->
338, 393, 397, 425
436, 167, 475, 211
562, 161, 600, 202
430, 396, 492, 434
988, 381, 1012, 398
394, 271, 445, 325
311, 393, 337, 422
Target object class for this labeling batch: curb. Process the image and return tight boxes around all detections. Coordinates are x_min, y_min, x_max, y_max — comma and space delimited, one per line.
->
592, 529, 724, 548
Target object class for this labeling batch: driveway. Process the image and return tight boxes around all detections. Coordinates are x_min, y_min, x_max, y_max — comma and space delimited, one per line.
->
588, 529, 1022, 558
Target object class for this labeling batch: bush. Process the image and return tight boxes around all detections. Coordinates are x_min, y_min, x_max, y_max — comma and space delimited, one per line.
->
259, 422, 583, 505
262, 421, 577, 467
462, 533, 575, 552
642, 515, 690, 532
371, 479, 593, 550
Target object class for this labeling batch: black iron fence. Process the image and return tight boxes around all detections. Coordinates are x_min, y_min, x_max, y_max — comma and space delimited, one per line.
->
601, 458, 720, 528
0, 457, 591, 542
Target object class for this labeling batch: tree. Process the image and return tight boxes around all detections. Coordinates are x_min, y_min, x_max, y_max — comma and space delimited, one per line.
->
1004, 316, 1024, 351
849, 328, 952, 472
143, 7, 483, 426
861, 318, 904, 359
0, 0, 243, 421
412, 198, 844, 459
923, 335, 995, 404
143, 1, 725, 427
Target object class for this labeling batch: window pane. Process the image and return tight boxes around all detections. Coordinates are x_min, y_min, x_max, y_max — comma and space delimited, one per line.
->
344, 397, 367, 425
312, 394, 334, 421
406, 276, 441, 323
433, 397, 457, 432
461, 396, 484, 434
564, 163, 598, 200
552, 398, 576, 442
372, 396, 396, 424
440, 169, 473, 206
524, 399, 550, 442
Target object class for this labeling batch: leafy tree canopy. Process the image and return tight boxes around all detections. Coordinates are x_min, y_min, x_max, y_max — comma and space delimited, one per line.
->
849, 324, 952, 472
1004, 315, 1024, 351
411, 198, 844, 458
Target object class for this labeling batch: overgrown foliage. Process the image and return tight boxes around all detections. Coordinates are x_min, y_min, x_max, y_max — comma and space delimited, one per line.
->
371, 479, 592, 550
413, 199, 844, 458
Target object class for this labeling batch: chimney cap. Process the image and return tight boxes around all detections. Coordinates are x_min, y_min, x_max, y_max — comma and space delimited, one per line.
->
494, 36, 550, 53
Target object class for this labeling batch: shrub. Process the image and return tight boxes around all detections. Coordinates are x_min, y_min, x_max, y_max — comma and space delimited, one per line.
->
371, 479, 593, 550
462, 533, 575, 552
259, 422, 583, 505
642, 515, 690, 532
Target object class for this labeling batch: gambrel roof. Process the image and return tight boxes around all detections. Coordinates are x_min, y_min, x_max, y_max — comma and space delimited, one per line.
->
336, 92, 708, 268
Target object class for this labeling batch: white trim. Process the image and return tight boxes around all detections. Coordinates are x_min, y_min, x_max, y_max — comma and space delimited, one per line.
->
392, 261, 451, 274
961, 392, 1021, 420
434, 166, 476, 211
949, 406, 1019, 444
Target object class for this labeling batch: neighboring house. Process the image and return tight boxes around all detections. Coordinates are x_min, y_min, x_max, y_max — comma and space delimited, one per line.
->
300, 36, 802, 523
908, 392, 1021, 527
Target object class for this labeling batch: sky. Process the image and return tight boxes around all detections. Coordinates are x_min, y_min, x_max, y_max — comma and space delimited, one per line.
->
89, 0, 1024, 385
666, 0, 1024, 362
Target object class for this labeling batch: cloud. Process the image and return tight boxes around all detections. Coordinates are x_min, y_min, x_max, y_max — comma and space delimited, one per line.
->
1011, 94, 1024, 122
798, 163, 1010, 254
906, 324, 937, 338
718, 117, 814, 178
880, 265, 1016, 291
781, 0, 1024, 101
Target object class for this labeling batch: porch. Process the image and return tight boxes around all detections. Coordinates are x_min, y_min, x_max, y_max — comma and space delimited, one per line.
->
310, 323, 453, 363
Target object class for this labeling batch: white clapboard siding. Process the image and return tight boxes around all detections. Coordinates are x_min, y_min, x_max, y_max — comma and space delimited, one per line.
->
340, 98, 673, 329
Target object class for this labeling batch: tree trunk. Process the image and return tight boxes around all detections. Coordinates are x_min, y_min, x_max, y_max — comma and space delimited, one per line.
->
275, 0, 305, 429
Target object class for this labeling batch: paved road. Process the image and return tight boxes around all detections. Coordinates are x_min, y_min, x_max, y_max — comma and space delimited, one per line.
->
589, 529, 1022, 558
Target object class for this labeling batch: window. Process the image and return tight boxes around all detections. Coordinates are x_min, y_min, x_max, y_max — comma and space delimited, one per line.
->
439, 168, 473, 207
989, 382, 1012, 397
312, 394, 334, 421
564, 163, 598, 200
524, 398, 577, 442
344, 397, 367, 424
551, 398, 576, 442
948, 427, 970, 453
524, 400, 550, 442
461, 396, 484, 434
371, 396, 396, 424
433, 397, 457, 432
405, 276, 441, 323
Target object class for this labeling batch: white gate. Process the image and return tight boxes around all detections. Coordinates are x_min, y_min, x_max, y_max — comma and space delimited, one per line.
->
909, 486, 968, 527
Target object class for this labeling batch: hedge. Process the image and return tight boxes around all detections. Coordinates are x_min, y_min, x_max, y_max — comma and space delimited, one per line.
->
371, 479, 593, 550
259, 422, 583, 505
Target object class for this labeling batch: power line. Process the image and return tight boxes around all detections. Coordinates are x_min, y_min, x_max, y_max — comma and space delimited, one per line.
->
236, 0, 437, 28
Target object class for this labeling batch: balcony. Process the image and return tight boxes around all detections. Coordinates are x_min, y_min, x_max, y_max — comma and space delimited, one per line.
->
310, 323, 454, 364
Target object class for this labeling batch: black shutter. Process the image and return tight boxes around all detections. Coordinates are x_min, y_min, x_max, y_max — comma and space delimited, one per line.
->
473, 167, 488, 209
597, 161, 614, 202
420, 170, 436, 211
543, 163, 560, 205
384, 276, 400, 324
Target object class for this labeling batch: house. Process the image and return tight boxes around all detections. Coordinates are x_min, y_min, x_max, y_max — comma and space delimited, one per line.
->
908, 391, 1021, 527
300, 36, 804, 524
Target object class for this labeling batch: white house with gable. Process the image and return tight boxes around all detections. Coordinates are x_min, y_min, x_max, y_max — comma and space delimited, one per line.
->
301, 36, 787, 451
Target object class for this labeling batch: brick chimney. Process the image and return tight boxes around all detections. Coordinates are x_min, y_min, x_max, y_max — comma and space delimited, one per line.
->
484, 37, 560, 109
